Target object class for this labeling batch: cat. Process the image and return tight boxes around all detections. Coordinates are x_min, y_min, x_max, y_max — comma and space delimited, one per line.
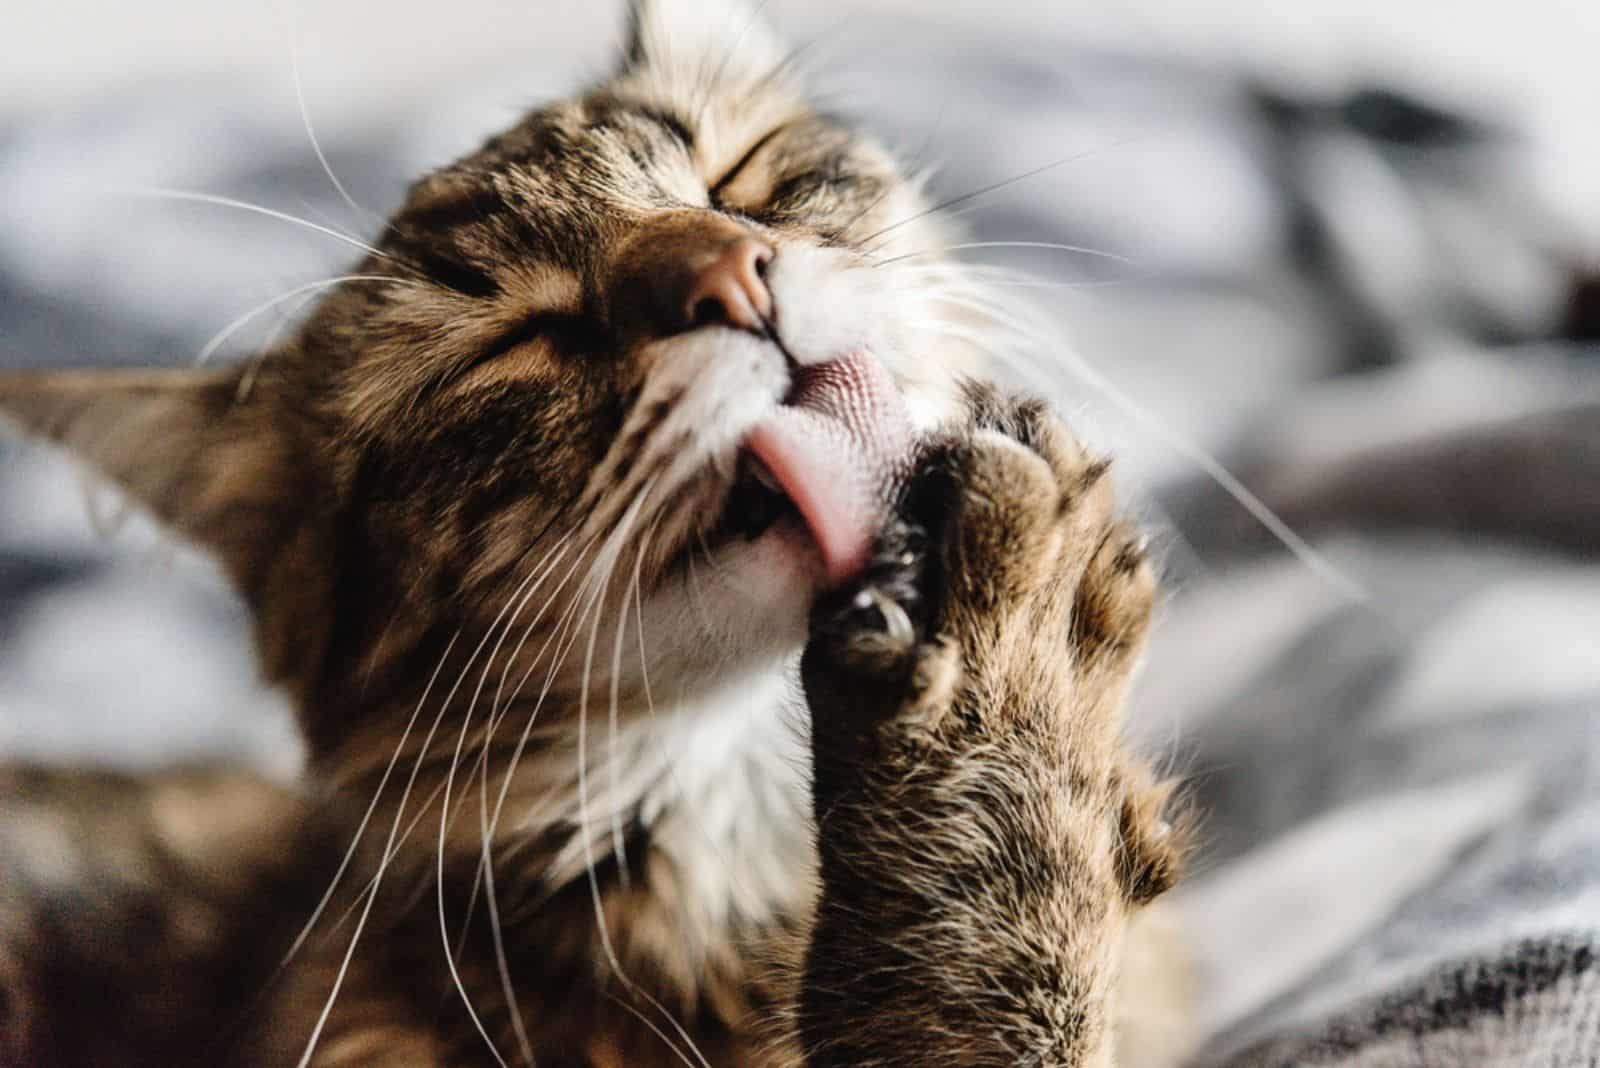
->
0, 1, 1188, 1064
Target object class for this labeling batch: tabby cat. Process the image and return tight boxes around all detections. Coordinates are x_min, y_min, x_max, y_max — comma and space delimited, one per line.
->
0, 2, 1188, 1065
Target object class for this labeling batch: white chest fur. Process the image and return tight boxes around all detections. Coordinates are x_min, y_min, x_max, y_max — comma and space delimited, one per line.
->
508, 658, 815, 931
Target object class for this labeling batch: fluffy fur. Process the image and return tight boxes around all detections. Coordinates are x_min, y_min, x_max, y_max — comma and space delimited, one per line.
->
0, 2, 1188, 1064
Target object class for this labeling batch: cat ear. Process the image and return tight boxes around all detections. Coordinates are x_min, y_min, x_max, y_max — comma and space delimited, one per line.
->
0, 367, 313, 596
623, 0, 788, 85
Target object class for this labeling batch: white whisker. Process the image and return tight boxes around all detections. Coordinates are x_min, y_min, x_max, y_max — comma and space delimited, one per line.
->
448, 534, 596, 1064
603, 528, 658, 888
575, 482, 656, 979
694, 0, 777, 127
295, 591, 532, 1068
859, 138, 1141, 253
563, 486, 718, 1068
298, 525, 579, 1068
877, 240, 1136, 271
107, 186, 397, 265
890, 262, 1131, 291
234, 286, 320, 401
275, 630, 460, 983
431, 532, 600, 1068
681, 548, 717, 633
632, 552, 657, 720
902, 272, 1368, 601
602, 991, 700, 1068
195, 274, 416, 366
291, 46, 378, 230
440, 526, 628, 1054
476, 535, 609, 857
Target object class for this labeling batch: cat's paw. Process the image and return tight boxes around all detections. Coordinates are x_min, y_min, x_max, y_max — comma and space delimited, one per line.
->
797, 394, 1185, 1068
802, 516, 962, 735
802, 391, 1154, 742
945, 393, 1156, 689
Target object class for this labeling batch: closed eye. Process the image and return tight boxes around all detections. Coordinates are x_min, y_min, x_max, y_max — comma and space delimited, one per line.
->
462, 311, 606, 380
510, 312, 605, 354
709, 124, 791, 201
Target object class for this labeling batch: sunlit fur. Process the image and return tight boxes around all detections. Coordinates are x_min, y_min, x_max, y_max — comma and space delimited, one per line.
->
0, 2, 1188, 1065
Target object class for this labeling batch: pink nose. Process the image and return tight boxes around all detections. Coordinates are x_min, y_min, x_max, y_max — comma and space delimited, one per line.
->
684, 238, 775, 333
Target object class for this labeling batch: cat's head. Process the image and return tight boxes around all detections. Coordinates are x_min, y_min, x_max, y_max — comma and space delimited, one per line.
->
0, 0, 987, 744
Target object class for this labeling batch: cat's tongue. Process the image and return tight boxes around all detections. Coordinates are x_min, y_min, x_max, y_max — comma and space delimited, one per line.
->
746, 353, 913, 587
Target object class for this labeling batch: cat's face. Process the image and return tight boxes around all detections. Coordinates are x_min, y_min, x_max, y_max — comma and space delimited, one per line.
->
0, 0, 984, 736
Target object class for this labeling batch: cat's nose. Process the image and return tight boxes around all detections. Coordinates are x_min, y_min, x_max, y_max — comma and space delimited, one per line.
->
607, 214, 777, 342
683, 238, 774, 333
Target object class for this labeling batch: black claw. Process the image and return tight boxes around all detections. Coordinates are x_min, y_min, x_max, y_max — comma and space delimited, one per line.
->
842, 586, 914, 648
848, 587, 889, 631
810, 515, 936, 655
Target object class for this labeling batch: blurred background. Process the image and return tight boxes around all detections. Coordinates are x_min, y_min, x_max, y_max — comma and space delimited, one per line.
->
1, 2, 1597, 1064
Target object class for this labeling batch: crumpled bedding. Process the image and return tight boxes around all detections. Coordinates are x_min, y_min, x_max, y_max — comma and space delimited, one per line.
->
2, 13, 1597, 1065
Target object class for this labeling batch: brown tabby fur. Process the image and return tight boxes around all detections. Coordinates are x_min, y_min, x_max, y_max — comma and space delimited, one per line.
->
0, 2, 1189, 1065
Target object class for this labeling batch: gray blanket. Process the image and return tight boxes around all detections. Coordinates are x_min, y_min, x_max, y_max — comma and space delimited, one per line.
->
2, 14, 1597, 1066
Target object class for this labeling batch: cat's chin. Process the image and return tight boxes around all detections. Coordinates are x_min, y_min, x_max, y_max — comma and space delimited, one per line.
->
722, 511, 834, 604
632, 516, 822, 693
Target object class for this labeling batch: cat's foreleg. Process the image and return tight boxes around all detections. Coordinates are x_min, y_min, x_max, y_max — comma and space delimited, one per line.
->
797, 398, 1185, 1068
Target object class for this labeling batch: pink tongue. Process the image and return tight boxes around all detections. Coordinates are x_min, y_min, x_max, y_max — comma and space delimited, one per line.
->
745, 353, 914, 586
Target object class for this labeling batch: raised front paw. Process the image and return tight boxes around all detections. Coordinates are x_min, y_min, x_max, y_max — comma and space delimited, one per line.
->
797, 392, 1184, 1068
802, 390, 1155, 744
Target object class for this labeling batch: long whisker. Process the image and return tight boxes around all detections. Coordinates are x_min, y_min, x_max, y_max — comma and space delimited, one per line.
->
858, 140, 1137, 251
432, 534, 602, 1068
327, 535, 585, 952
603, 528, 659, 887
477, 781, 538, 1068
291, 46, 379, 231
438, 523, 634, 1056
272, 630, 460, 983
296, 523, 577, 1068
694, 0, 777, 128
108, 186, 398, 265
474, 535, 612, 825
478, 533, 612, 852
1051, 351, 1366, 601
889, 263, 1130, 291
874, 240, 1137, 271
489, 533, 603, 725
450, 535, 601, 1064
459, 541, 587, 772
835, 92, 953, 241
571, 490, 717, 1068
444, 500, 635, 1054
463, 544, 604, 955
195, 274, 418, 365
905, 278, 1368, 601
633, 552, 656, 720
681, 548, 718, 634
575, 484, 655, 980
234, 286, 320, 401
602, 991, 700, 1068
294, 611, 516, 1068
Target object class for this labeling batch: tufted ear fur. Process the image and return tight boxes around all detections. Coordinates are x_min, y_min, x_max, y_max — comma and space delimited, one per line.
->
623, 0, 788, 86
0, 367, 332, 686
